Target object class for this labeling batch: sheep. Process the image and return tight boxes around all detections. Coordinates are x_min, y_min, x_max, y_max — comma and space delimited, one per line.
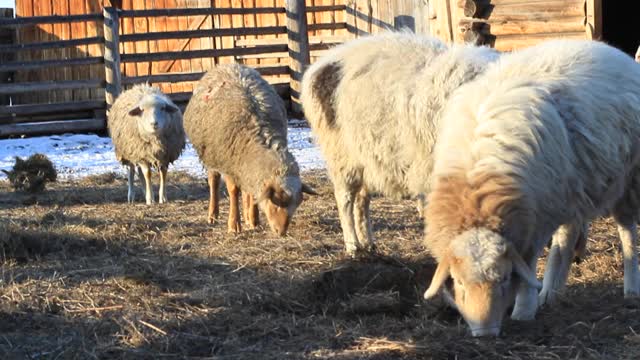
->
300, 31, 500, 256
108, 84, 186, 205
183, 63, 317, 236
423, 39, 640, 337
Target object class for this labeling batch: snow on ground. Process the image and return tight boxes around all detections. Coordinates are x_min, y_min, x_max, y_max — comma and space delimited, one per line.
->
0, 126, 325, 180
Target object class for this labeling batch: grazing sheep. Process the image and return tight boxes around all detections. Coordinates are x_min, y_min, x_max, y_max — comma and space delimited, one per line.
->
423, 39, 640, 337
108, 84, 186, 205
183, 63, 317, 235
300, 32, 500, 256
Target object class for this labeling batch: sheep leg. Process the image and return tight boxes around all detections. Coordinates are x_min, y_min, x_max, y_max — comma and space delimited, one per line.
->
139, 163, 154, 205
334, 185, 360, 256
242, 192, 259, 229
127, 164, 136, 203
511, 252, 541, 321
158, 165, 168, 204
617, 221, 640, 297
539, 222, 583, 307
207, 170, 221, 224
613, 184, 640, 297
354, 186, 375, 252
224, 175, 242, 233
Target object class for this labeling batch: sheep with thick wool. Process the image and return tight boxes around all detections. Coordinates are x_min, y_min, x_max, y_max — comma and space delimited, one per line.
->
423, 39, 640, 337
301, 32, 500, 256
183, 63, 317, 235
108, 84, 185, 205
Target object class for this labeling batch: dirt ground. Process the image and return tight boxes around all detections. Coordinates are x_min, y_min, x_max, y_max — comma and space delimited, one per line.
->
1, 170, 640, 359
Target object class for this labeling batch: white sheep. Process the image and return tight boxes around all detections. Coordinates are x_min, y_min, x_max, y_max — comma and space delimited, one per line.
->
423, 39, 640, 337
183, 63, 317, 235
300, 31, 500, 256
108, 84, 186, 205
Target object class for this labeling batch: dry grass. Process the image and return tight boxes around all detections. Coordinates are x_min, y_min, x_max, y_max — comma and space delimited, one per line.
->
1, 169, 640, 359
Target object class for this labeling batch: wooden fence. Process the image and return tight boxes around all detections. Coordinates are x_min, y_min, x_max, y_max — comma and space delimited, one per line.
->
0, 1, 347, 137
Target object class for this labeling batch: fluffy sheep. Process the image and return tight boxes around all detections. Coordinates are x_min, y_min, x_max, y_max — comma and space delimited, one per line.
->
300, 31, 500, 256
183, 63, 317, 235
423, 39, 640, 337
108, 84, 186, 205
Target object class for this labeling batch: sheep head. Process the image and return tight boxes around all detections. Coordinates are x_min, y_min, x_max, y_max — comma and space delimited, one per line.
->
424, 228, 541, 337
258, 176, 317, 236
129, 94, 180, 137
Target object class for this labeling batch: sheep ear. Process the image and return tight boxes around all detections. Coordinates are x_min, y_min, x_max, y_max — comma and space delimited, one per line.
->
128, 106, 143, 117
301, 183, 318, 195
163, 102, 179, 114
507, 243, 542, 289
1, 169, 10, 175
424, 256, 451, 300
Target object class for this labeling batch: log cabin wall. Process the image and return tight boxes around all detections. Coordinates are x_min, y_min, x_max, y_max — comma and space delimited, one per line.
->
346, 0, 431, 37
12, 0, 347, 106
436, 0, 600, 51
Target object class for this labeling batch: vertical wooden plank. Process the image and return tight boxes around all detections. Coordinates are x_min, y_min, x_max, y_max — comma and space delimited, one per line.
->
177, 1, 191, 89
71, 0, 88, 102
286, 0, 310, 116
218, 0, 233, 65
0, 8, 14, 107
165, 0, 181, 93
586, 0, 602, 40
121, 0, 136, 81
103, 6, 122, 107
87, 0, 103, 102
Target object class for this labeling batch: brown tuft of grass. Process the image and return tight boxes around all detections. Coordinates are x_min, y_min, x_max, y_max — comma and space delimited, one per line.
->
1, 169, 639, 359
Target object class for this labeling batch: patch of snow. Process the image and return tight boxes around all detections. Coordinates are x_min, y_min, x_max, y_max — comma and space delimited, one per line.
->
0, 127, 325, 180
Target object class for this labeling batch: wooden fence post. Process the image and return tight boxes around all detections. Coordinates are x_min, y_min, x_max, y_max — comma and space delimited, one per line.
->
285, 0, 310, 118
0, 8, 15, 107
103, 6, 122, 110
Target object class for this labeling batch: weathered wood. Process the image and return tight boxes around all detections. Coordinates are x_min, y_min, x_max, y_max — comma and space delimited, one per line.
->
493, 31, 585, 51
458, 20, 489, 44
118, 7, 286, 18
0, 57, 104, 73
483, 1, 584, 21
0, 36, 105, 53
0, 7, 14, 107
120, 44, 288, 63
120, 26, 287, 42
463, 0, 490, 18
0, 79, 104, 94
0, 118, 106, 138
481, 16, 585, 36
0, 13, 103, 27
0, 100, 106, 116
103, 7, 122, 107
235, 35, 349, 46
121, 65, 290, 85
308, 22, 347, 31
586, 0, 602, 40
286, 0, 310, 117
307, 5, 348, 13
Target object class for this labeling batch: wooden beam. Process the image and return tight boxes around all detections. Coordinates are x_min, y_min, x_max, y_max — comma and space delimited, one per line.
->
121, 65, 290, 85
120, 26, 287, 42
0, 36, 105, 53
493, 31, 585, 52
0, 100, 105, 116
0, 13, 103, 27
0, 56, 104, 72
0, 118, 106, 138
103, 7, 122, 107
118, 7, 286, 18
0, 79, 104, 94
286, 0, 311, 117
120, 44, 288, 63
585, 0, 602, 40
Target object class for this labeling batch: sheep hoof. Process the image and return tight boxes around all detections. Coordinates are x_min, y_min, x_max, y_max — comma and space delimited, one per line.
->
207, 217, 217, 224
537, 290, 556, 308
227, 221, 241, 233
510, 307, 536, 321
624, 288, 640, 298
